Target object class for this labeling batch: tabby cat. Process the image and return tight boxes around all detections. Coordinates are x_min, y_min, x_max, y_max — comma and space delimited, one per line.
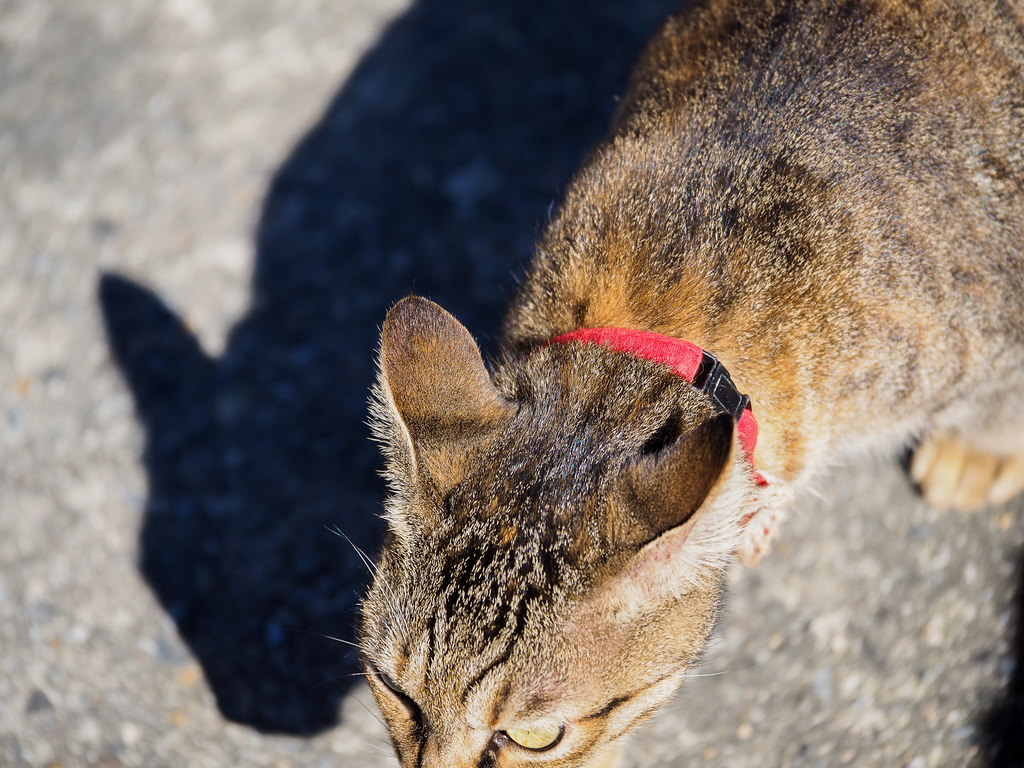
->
360, 0, 1024, 765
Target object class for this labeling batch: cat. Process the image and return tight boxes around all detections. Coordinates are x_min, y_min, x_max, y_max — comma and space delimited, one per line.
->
359, 0, 1024, 765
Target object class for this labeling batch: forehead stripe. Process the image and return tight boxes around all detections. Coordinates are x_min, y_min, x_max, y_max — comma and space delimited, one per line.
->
607, 704, 663, 743
460, 594, 531, 704
583, 670, 676, 722
583, 694, 632, 721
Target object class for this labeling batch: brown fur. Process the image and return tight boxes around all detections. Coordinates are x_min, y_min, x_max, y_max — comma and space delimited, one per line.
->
361, 1, 1024, 766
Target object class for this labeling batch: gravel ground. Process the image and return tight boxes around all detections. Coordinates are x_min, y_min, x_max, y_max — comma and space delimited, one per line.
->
3, 1, 1023, 767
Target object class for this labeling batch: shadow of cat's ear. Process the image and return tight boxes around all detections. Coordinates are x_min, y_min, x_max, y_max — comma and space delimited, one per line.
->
98, 273, 216, 418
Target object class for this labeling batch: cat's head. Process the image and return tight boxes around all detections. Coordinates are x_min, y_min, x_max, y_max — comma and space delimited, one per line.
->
360, 296, 755, 767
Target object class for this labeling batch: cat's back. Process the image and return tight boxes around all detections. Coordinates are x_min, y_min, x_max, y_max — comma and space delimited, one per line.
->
626, 0, 1024, 175
506, 0, 1024, 353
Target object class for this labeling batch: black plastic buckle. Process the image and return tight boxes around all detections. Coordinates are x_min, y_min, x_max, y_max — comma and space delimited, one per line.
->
693, 351, 750, 421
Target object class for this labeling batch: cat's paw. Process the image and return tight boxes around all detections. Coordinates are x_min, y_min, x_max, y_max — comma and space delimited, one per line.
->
911, 432, 1024, 510
736, 508, 783, 567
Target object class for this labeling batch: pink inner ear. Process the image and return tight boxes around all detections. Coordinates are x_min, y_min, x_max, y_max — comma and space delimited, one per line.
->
564, 520, 699, 636
548, 515, 722, 707
613, 520, 696, 604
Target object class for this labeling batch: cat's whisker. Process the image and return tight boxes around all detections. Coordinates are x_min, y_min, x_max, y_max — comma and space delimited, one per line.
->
284, 625, 364, 651
350, 692, 389, 729
360, 739, 396, 758
305, 671, 368, 693
326, 524, 380, 577
369, 569, 412, 643
351, 733, 394, 754
318, 633, 363, 650
683, 662, 760, 678
329, 524, 413, 642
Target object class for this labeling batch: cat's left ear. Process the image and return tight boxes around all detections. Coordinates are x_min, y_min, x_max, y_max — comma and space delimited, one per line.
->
374, 296, 514, 508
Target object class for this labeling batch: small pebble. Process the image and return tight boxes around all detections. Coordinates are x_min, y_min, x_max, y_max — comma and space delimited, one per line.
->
25, 688, 53, 714
120, 722, 141, 747
178, 662, 202, 688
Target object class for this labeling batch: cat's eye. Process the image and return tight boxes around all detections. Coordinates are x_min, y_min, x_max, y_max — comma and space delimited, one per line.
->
376, 669, 404, 695
368, 666, 419, 714
504, 723, 564, 751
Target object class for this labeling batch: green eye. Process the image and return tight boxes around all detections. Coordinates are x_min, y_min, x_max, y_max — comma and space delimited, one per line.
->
505, 723, 564, 751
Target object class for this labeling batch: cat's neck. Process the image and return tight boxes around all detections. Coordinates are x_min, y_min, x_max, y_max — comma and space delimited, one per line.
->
546, 326, 764, 481
502, 266, 852, 493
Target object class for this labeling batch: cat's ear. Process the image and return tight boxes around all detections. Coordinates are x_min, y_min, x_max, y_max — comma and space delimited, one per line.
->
374, 296, 513, 504
596, 413, 744, 618
615, 413, 735, 544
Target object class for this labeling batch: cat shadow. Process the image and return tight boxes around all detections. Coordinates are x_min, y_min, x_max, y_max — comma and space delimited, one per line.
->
98, 0, 687, 735
979, 547, 1024, 766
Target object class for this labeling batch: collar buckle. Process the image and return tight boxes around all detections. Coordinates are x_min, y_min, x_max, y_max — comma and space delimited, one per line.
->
694, 351, 750, 421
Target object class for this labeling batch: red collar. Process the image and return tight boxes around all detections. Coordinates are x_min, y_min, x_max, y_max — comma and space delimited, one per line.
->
548, 328, 766, 486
